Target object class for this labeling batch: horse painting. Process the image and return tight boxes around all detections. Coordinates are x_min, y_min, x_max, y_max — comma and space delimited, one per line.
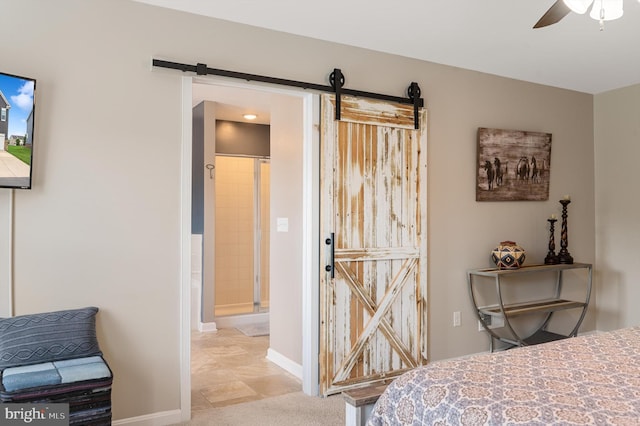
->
516, 157, 530, 182
483, 160, 495, 190
494, 158, 504, 186
476, 127, 551, 201
530, 156, 539, 183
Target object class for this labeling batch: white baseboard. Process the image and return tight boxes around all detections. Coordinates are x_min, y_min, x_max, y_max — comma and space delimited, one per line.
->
198, 312, 272, 332
579, 329, 602, 336
112, 409, 183, 426
215, 312, 269, 329
214, 302, 255, 316
266, 348, 303, 380
198, 321, 217, 332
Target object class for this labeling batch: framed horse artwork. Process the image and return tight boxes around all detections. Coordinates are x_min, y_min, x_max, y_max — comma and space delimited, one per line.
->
476, 127, 552, 201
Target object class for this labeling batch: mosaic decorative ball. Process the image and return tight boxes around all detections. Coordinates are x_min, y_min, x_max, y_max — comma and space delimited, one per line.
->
491, 241, 526, 269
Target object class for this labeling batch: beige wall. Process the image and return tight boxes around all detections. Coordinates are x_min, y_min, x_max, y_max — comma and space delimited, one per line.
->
0, 0, 602, 421
269, 94, 305, 364
0, 191, 11, 316
200, 101, 216, 324
594, 83, 640, 330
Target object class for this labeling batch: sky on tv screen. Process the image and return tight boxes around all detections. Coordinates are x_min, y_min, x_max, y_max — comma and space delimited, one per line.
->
0, 73, 35, 138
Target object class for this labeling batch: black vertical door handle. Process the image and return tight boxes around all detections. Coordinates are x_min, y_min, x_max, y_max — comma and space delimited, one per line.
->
325, 233, 335, 278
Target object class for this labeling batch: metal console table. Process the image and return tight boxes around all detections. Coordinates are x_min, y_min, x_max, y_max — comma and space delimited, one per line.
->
468, 263, 592, 352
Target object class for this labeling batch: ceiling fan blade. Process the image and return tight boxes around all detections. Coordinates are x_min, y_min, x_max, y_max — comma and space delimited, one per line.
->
533, 0, 571, 28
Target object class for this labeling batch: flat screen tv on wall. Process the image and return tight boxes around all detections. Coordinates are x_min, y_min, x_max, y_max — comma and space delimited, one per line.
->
0, 71, 36, 189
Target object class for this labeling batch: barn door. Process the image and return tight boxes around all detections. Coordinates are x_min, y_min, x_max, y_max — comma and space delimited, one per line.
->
319, 94, 428, 395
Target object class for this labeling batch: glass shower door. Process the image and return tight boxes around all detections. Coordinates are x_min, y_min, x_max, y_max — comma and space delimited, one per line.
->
214, 155, 270, 316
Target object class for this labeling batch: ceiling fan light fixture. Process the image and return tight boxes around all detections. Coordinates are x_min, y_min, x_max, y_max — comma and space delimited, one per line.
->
589, 0, 623, 20
563, 0, 593, 14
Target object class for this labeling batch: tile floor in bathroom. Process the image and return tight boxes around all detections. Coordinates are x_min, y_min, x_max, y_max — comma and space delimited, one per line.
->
191, 327, 302, 410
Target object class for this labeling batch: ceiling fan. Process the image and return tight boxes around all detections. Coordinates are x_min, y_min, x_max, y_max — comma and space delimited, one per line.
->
533, 0, 624, 29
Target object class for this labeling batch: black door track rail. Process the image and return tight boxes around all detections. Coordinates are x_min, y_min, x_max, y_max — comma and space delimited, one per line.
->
152, 59, 424, 129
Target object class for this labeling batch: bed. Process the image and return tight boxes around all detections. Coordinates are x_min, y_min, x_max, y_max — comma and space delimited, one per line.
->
367, 327, 640, 425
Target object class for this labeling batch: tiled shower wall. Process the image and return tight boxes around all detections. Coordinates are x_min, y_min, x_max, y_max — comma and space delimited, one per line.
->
214, 156, 269, 316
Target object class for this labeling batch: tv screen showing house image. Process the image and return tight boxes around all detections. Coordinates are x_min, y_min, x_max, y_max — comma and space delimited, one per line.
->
0, 71, 36, 189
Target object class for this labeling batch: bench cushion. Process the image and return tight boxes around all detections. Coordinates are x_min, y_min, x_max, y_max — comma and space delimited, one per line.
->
1, 356, 111, 393
0, 307, 102, 369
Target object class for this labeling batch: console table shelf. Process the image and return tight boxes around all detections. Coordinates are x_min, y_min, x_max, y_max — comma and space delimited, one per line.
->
479, 298, 586, 317
468, 263, 592, 351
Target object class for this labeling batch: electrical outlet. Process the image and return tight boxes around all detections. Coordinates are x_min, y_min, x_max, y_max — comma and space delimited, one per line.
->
453, 311, 461, 327
478, 313, 504, 331
492, 315, 504, 329
478, 314, 490, 331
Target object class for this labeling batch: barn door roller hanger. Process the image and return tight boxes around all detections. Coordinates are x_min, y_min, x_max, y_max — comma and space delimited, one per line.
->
152, 59, 424, 129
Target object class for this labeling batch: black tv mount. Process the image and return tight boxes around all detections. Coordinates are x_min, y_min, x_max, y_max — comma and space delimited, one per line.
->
152, 59, 424, 129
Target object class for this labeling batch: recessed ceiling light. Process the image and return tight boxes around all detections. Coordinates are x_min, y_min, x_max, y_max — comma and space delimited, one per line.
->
243, 114, 257, 120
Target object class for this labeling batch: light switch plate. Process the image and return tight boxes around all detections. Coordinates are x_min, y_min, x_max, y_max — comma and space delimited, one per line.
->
277, 217, 289, 232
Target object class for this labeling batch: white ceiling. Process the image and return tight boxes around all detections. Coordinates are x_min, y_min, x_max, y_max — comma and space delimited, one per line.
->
192, 82, 274, 124
136, 0, 640, 95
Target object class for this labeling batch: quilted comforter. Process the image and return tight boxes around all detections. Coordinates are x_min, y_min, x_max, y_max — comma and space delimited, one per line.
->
368, 327, 640, 425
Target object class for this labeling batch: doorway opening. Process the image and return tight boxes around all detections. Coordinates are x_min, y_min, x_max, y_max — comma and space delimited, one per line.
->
181, 76, 320, 419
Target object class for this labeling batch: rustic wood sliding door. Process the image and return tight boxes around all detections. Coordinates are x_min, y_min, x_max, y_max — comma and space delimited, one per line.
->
320, 94, 428, 395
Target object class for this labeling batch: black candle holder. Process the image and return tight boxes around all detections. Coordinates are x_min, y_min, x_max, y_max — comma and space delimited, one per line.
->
557, 199, 574, 264
544, 218, 559, 265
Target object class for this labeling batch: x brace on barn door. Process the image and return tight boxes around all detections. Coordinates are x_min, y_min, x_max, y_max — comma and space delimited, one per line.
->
152, 59, 425, 129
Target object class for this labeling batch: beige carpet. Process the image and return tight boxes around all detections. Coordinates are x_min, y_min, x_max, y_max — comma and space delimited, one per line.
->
181, 391, 345, 425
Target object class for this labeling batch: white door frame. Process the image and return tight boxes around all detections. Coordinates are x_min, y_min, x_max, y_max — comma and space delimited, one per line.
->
179, 76, 319, 421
